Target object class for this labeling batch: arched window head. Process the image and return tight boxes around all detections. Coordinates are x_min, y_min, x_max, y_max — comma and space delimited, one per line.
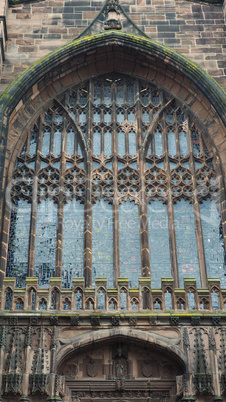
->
4, 73, 226, 295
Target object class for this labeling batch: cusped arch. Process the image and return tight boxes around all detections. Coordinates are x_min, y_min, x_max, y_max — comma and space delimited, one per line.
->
55, 327, 187, 373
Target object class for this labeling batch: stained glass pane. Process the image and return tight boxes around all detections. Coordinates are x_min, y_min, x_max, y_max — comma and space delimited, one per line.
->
179, 130, 188, 155
165, 291, 172, 309
94, 85, 101, 106
93, 111, 101, 125
118, 130, 125, 157
127, 84, 134, 106
78, 144, 82, 157
104, 130, 112, 157
93, 130, 101, 156
79, 90, 88, 106
168, 129, 176, 156
34, 200, 56, 287
192, 129, 200, 156
79, 111, 86, 125
119, 200, 141, 287
62, 200, 84, 288
104, 111, 111, 124
53, 130, 61, 156
142, 110, 149, 125
147, 201, 171, 288
129, 130, 136, 156
128, 111, 135, 124
92, 200, 113, 287
174, 200, 201, 287
155, 129, 163, 156
6, 200, 31, 288
117, 111, 124, 124
200, 201, 226, 287
117, 84, 124, 106
29, 130, 37, 156
42, 130, 50, 156
66, 130, 75, 156
104, 85, 111, 106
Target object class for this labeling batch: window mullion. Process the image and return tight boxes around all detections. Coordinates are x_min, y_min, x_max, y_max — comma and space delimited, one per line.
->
55, 114, 66, 278
163, 112, 179, 287
135, 80, 151, 279
84, 79, 93, 287
27, 116, 43, 278
113, 82, 120, 286
187, 116, 207, 288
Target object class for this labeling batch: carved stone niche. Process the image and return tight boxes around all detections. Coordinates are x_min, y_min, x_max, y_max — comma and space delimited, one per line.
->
112, 343, 130, 380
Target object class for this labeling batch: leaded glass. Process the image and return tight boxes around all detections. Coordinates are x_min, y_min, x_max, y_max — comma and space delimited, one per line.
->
179, 130, 187, 155
66, 130, 75, 156
117, 84, 124, 106
168, 129, 176, 156
5, 289, 12, 310
118, 130, 125, 157
142, 110, 149, 125
92, 200, 113, 287
53, 130, 61, 156
147, 201, 171, 288
174, 200, 201, 287
200, 201, 226, 287
165, 291, 172, 309
5, 73, 226, 301
104, 130, 112, 157
62, 199, 84, 288
93, 130, 101, 156
104, 84, 111, 106
6, 200, 31, 287
29, 129, 37, 156
119, 200, 141, 287
127, 84, 134, 106
192, 129, 200, 156
34, 200, 56, 287
94, 84, 101, 106
129, 130, 136, 156
155, 129, 163, 156
42, 130, 50, 156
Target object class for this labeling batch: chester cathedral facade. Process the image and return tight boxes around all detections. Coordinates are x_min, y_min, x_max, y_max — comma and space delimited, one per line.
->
0, 0, 225, 401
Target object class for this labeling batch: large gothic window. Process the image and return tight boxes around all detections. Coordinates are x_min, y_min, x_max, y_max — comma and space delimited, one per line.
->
6, 74, 226, 290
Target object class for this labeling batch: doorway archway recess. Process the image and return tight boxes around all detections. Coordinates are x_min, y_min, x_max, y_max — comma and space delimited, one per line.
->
56, 328, 186, 402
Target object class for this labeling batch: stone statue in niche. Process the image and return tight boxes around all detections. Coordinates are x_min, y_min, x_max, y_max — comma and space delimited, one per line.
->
112, 343, 128, 359
86, 356, 99, 377
115, 358, 127, 379
112, 343, 128, 379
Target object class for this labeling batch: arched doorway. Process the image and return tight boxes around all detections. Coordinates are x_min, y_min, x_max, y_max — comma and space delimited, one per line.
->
56, 330, 186, 402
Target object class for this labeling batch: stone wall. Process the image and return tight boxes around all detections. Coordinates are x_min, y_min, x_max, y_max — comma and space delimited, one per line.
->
0, 0, 225, 94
